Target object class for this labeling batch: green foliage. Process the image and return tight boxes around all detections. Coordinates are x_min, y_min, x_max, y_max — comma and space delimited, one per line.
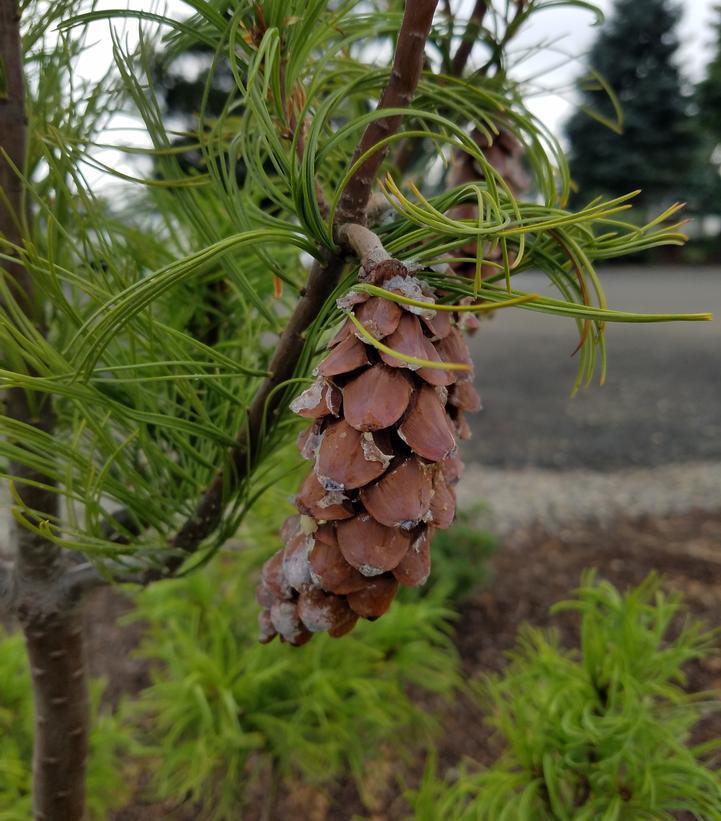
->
406, 573, 721, 820
127, 544, 461, 819
566, 0, 698, 210
0, 629, 135, 820
0, 0, 707, 569
694, 5, 721, 218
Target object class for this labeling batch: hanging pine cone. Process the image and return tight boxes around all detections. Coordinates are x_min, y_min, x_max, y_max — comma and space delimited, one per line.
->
256, 259, 481, 645
448, 126, 529, 284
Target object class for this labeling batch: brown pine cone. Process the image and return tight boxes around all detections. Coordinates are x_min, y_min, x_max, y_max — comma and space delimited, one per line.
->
448, 126, 529, 284
256, 261, 481, 645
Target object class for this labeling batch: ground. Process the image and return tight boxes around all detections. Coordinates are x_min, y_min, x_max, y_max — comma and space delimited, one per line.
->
99, 508, 721, 819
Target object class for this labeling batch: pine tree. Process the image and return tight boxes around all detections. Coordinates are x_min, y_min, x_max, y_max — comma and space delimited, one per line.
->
0, 0, 710, 815
695, 4, 721, 219
698, 5, 721, 143
566, 0, 697, 211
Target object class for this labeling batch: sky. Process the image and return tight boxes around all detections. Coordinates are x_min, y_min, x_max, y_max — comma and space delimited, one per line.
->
71, 0, 718, 172
506, 0, 717, 139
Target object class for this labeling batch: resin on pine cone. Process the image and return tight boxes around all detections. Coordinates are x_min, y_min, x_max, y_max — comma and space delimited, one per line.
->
256, 259, 481, 645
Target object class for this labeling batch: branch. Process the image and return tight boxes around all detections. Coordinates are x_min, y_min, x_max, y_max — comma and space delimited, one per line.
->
132, 0, 439, 583
334, 0, 439, 226
392, 0, 485, 174
450, 0, 488, 76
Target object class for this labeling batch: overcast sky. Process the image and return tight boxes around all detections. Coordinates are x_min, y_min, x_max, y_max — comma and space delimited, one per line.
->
74, 0, 718, 171
507, 0, 718, 139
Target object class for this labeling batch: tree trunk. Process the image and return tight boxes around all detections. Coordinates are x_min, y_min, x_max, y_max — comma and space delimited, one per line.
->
15, 588, 88, 820
1, 2, 89, 817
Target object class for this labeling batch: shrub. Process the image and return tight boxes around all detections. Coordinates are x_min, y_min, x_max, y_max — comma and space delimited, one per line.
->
407, 573, 721, 820
129, 546, 461, 818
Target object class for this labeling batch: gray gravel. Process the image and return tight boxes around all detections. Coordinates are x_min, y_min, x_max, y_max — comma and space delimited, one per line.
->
457, 461, 721, 537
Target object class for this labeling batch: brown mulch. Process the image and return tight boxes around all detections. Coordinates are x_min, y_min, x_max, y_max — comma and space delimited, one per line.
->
93, 508, 721, 819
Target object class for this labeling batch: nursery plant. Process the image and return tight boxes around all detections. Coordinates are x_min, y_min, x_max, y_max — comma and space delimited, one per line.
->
407, 573, 721, 820
0, 0, 713, 817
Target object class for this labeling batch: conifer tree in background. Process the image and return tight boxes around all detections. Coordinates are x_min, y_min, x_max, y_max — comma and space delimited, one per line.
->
698, 5, 721, 143
0, 0, 711, 816
696, 4, 721, 221
566, 0, 697, 212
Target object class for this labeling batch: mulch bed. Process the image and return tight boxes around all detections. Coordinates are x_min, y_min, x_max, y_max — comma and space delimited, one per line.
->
95, 508, 721, 818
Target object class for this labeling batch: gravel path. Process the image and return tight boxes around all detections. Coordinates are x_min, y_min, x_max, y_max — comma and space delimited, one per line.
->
457, 461, 721, 537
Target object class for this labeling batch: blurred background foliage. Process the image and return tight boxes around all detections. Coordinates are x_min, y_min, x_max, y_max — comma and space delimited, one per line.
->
565, 0, 721, 260
121, 444, 491, 816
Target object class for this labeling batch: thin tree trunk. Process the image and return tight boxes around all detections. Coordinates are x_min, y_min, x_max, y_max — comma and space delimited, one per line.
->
0, 2, 89, 817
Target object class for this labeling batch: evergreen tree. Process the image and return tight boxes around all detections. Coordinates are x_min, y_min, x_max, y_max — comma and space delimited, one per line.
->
566, 0, 697, 211
698, 5, 721, 143
695, 4, 721, 221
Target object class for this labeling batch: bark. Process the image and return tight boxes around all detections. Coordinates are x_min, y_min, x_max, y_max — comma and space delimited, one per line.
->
14, 592, 88, 821
1, 2, 89, 817
450, 0, 488, 76
334, 0, 439, 226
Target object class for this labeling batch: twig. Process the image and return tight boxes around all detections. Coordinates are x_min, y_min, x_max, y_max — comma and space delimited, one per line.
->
479, 0, 526, 76
451, 0, 488, 76
334, 0, 439, 226
336, 223, 391, 272
0, 559, 14, 613
393, 0, 486, 174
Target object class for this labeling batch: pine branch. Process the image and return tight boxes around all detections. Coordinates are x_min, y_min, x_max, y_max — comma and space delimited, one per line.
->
1, 3, 89, 816
334, 0, 440, 226
451, 0, 488, 76
132, 0, 440, 583
393, 0, 486, 174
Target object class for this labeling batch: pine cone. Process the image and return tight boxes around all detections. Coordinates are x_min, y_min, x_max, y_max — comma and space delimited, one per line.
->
448, 127, 529, 285
256, 261, 481, 645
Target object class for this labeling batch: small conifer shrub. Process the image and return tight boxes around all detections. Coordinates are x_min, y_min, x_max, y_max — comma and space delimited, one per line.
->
407, 573, 721, 820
